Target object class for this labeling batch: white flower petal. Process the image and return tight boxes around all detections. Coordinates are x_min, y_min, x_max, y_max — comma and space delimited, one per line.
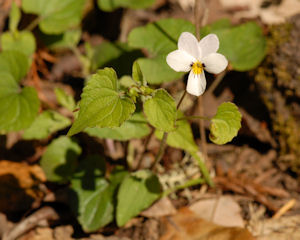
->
202, 53, 228, 74
186, 71, 206, 96
199, 34, 219, 58
178, 32, 201, 60
166, 50, 195, 72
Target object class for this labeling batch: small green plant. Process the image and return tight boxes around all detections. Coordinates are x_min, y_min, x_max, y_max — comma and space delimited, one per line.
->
0, 0, 267, 232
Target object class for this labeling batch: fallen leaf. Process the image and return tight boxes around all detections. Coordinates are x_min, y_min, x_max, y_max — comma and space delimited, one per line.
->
0, 160, 46, 212
189, 196, 245, 227
141, 197, 177, 218
160, 208, 255, 240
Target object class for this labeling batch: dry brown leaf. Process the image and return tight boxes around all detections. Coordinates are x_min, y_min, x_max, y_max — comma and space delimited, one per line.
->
141, 197, 177, 218
19, 227, 54, 240
0, 160, 46, 212
189, 196, 245, 227
160, 208, 255, 240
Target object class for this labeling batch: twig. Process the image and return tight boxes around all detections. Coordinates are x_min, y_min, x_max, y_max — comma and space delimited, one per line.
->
3, 207, 59, 240
151, 90, 187, 170
272, 199, 296, 219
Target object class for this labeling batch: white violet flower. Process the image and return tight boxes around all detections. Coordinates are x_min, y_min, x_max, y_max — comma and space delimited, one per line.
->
166, 32, 228, 96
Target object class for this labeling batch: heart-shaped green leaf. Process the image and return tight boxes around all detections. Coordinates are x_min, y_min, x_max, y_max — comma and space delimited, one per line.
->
1, 31, 36, 57
209, 102, 242, 145
68, 68, 136, 136
144, 89, 177, 132
0, 72, 39, 132
23, 110, 71, 140
85, 113, 150, 141
22, 0, 85, 34
203, 21, 267, 71
40, 136, 81, 182
155, 112, 198, 153
0, 50, 29, 82
128, 18, 195, 84
116, 170, 161, 226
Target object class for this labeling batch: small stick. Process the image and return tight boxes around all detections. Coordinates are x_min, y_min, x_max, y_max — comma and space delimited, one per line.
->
272, 199, 296, 219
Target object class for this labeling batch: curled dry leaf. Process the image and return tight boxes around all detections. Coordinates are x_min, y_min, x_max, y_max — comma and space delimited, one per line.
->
0, 160, 46, 212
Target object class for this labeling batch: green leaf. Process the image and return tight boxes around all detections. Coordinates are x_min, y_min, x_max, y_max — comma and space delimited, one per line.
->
205, 21, 267, 71
68, 68, 136, 136
40, 136, 81, 182
91, 42, 143, 76
128, 18, 194, 84
144, 89, 176, 132
23, 110, 71, 140
85, 113, 150, 141
22, 0, 85, 34
155, 112, 198, 153
138, 57, 183, 84
129, 18, 195, 55
200, 18, 232, 37
70, 159, 128, 232
9, 2, 21, 32
1, 31, 36, 57
132, 61, 144, 85
0, 50, 29, 82
54, 88, 76, 111
116, 170, 161, 226
97, 0, 155, 11
40, 29, 81, 50
0, 72, 39, 132
209, 102, 242, 145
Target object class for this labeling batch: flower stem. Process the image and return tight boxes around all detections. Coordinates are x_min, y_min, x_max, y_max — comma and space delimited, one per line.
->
177, 115, 210, 121
25, 16, 42, 31
162, 178, 205, 197
207, 69, 227, 95
151, 90, 187, 170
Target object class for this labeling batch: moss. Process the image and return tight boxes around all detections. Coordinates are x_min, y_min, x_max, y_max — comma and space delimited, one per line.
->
254, 15, 300, 172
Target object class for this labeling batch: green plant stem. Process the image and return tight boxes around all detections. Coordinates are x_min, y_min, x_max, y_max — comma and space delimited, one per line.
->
151, 90, 187, 170
191, 152, 214, 187
25, 17, 42, 31
207, 69, 227, 95
162, 178, 205, 197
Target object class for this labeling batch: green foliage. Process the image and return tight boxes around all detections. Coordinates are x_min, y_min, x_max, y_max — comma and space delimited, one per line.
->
91, 42, 143, 76
40, 136, 82, 182
202, 20, 267, 71
22, 0, 85, 34
0, 72, 39, 132
144, 89, 177, 132
85, 113, 150, 141
41, 29, 81, 50
0, 50, 29, 82
68, 68, 136, 136
23, 110, 71, 140
128, 18, 195, 84
54, 88, 76, 111
116, 170, 161, 226
209, 102, 242, 145
9, 2, 21, 33
70, 156, 113, 232
155, 112, 198, 153
97, 0, 155, 11
1, 31, 36, 57
132, 61, 144, 85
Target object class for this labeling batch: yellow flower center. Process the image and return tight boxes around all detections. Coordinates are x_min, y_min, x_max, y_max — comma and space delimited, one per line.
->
191, 61, 203, 75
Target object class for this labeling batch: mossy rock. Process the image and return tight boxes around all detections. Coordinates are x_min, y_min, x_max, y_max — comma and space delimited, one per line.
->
255, 14, 300, 172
